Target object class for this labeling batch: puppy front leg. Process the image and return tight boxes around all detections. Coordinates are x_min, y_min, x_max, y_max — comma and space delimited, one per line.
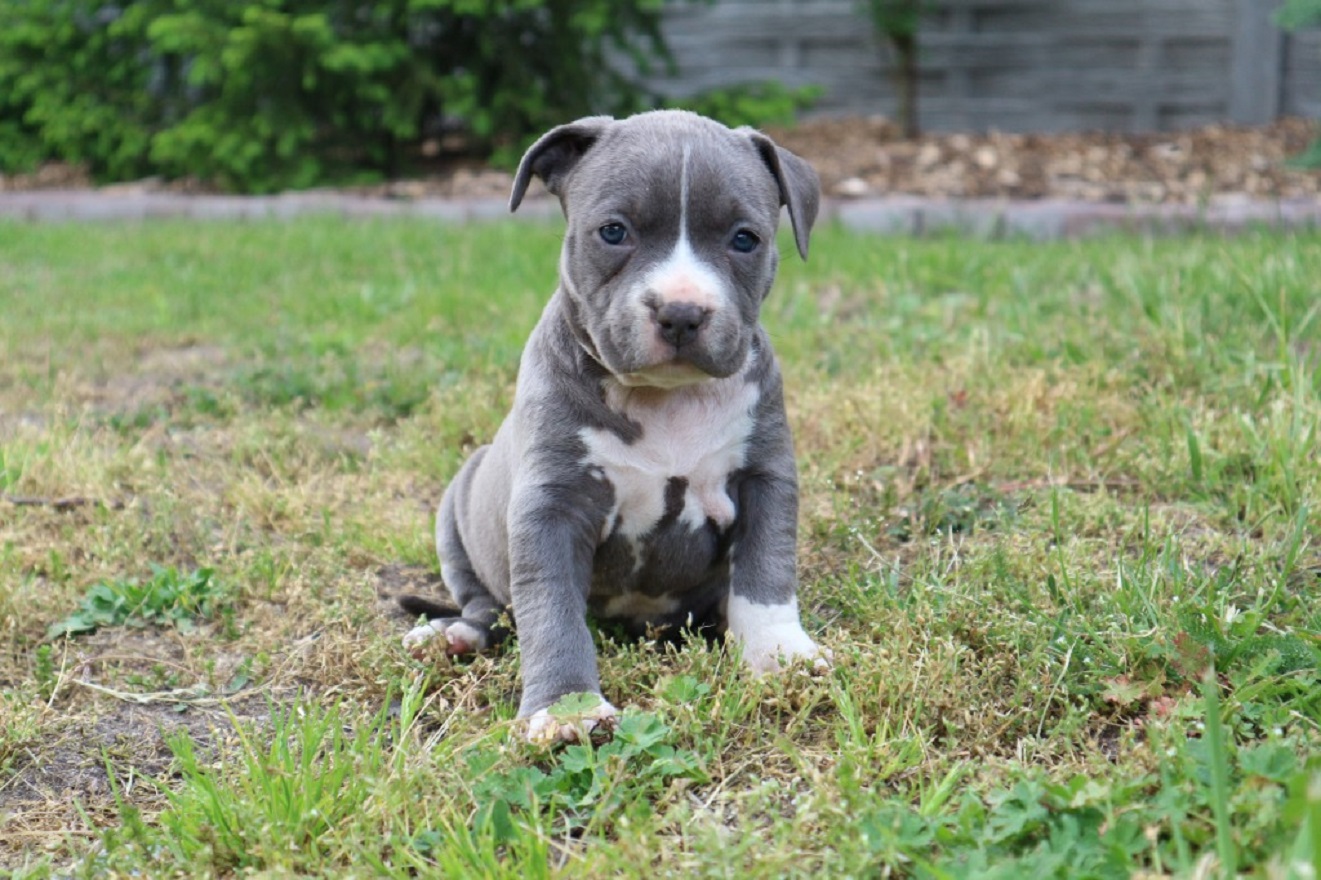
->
726, 470, 827, 673
507, 494, 617, 743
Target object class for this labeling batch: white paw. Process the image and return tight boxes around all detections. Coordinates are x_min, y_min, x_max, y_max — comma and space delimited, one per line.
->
403, 620, 443, 653
402, 619, 488, 657
738, 626, 831, 675
524, 696, 620, 746
440, 620, 487, 653
726, 595, 831, 675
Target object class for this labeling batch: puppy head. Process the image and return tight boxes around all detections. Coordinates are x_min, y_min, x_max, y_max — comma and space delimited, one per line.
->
511, 110, 819, 387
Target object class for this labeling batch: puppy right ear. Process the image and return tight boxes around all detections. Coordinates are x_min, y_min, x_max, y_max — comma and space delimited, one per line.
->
510, 116, 614, 212
744, 130, 821, 261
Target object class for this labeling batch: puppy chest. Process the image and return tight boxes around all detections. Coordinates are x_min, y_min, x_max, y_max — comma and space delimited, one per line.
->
579, 378, 760, 544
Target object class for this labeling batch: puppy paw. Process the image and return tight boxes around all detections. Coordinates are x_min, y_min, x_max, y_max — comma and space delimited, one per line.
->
808, 644, 835, 673
403, 619, 489, 659
524, 695, 619, 746
733, 620, 831, 675
726, 595, 830, 675
740, 631, 831, 676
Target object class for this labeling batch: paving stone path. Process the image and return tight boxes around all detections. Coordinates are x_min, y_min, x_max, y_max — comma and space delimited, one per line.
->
1, 189, 1318, 239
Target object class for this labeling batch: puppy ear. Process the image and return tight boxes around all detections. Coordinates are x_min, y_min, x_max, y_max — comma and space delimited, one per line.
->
510, 116, 614, 212
744, 130, 821, 260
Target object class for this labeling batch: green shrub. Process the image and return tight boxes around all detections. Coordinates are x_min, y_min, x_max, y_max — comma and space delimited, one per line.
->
0, 3, 163, 180
0, 0, 678, 191
1276, 0, 1321, 28
669, 81, 823, 130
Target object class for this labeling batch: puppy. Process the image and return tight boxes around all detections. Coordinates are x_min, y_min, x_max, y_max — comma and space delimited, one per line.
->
402, 110, 826, 743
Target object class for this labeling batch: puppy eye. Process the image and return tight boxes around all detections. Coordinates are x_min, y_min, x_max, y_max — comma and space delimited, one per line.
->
730, 229, 760, 253
598, 223, 628, 245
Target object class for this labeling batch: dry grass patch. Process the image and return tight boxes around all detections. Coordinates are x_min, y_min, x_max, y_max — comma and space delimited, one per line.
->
1, 220, 1318, 877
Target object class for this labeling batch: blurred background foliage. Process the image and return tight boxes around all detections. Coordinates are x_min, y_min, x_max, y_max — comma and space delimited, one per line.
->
0, 0, 818, 192
1278, 0, 1321, 166
2, 1, 1313, 191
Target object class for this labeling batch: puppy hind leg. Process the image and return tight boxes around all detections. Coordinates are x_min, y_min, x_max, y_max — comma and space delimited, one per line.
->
403, 470, 508, 657
401, 565, 507, 657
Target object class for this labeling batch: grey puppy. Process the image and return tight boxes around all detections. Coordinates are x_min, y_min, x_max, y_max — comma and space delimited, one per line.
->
402, 110, 826, 743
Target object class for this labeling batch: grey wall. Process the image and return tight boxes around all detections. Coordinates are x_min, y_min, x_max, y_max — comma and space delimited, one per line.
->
648, 0, 1320, 132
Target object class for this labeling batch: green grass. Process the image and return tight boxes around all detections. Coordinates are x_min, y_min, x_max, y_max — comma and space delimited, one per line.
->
1, 218, 1318, 878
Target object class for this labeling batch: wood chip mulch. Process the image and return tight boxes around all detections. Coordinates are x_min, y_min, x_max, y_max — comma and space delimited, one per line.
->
3, 116, 1318, 205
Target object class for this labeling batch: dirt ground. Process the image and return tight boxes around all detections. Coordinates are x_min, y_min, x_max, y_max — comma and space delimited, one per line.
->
4, 116, 1318, 204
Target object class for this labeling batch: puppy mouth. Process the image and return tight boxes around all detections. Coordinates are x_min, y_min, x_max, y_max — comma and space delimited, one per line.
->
614, 328, 751, 386
614, 360, 713, 389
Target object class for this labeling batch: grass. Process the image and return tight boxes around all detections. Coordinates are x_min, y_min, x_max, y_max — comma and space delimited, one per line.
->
0, 217, 1318, 878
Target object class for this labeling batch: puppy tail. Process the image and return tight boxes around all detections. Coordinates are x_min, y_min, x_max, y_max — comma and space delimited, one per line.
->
397, 594, 462, 620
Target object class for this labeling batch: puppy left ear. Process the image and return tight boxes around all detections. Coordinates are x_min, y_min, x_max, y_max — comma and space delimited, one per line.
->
745, 130, 820, 260
510, 116, 614, 212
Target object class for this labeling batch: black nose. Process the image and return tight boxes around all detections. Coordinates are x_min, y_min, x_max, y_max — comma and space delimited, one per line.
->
655, 302, 709, 348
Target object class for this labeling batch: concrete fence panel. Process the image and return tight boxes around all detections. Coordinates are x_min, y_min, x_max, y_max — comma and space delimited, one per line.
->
647, 0, 1318, 132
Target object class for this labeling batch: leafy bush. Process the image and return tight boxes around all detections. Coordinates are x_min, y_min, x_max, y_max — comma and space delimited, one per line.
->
0, 0, 678, 191
669, 81, 822, 130
0, 3, 163, 181
1276, 0, 1321, 28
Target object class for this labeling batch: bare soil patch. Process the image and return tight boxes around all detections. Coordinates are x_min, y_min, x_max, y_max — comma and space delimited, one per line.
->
373, 563, 448, 620
0, 625, 271, 866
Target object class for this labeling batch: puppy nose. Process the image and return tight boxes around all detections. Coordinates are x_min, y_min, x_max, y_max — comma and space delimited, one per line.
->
654, 301, 709, 348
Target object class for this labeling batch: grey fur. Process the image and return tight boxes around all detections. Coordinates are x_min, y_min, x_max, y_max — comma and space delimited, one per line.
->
408, 110, 822, 719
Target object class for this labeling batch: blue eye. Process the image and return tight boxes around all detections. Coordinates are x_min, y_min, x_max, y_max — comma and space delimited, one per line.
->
730, 229, 760, 253
599, 223, 628, 245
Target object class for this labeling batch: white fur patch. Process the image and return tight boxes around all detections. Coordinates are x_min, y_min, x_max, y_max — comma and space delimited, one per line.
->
626, 141, 732, 356
725, 595, 826, 674
402, 621, 440, 652
401, 619, 487, 654
581, 368, 759, 547
640, 229, 727, 314
442, 620, 486, 651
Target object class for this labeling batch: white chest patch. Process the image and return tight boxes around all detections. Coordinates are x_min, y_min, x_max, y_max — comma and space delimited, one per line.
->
580, 369, 760, 545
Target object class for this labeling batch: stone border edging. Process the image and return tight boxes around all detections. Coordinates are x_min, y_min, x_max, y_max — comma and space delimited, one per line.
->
1, 190, 1318, 238
831, 195, 1321, 238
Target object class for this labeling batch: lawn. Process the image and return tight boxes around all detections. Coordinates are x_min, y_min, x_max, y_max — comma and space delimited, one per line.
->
1, 218, 1318, 878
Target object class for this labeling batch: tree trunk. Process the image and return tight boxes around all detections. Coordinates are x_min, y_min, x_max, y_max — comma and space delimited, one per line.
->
890, 31, 920, 139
